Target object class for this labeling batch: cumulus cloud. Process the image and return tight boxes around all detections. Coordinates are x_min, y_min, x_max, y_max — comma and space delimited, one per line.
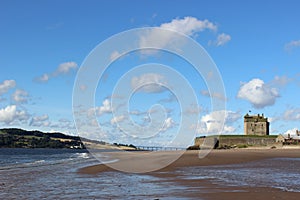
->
139, 17, 217, 51
216, 33, 231, 46
198, 110, 240, 134
237, 78, 280, 109
282, 108, 300, 121
12, 89, 29, 103
36, 74, 49, 82
110, 51, 121, 61
96, 99, 112, 115
35, 61, 78, 83
51, 118, 75, 130
55, 62, 78, 75
160, 117, 176, 132
131, 73, 167, 93
29, 114, 50, 127
283, 128, 299, 137
201, 90, 227, 101
0, 105, 29, 125
284, 40, 300, 51
271, 75, 292, 87
29, 115, 75, 130
88, 99, 112, 117
0, 80, 16, 96
110, 115, 126, 125
209, 33, 231, 46
159, 17, 217, 35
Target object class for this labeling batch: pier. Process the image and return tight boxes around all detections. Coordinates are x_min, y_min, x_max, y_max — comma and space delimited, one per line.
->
135, 146, 186, 151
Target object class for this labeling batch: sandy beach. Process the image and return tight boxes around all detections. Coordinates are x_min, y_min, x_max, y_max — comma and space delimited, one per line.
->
79, 149, 300, 199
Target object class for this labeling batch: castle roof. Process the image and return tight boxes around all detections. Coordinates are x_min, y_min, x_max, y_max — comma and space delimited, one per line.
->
244, 113, 268, 122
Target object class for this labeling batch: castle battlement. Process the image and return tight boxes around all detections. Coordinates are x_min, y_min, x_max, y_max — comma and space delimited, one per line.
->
244, 113, 269, 136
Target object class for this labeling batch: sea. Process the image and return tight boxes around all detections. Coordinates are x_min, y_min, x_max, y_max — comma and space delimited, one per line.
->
0, 148, 299, 199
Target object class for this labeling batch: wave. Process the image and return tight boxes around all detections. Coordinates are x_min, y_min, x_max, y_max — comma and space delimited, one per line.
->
0, 151, 93, 171
0, 150, 120, 172
74, 152, 90, 159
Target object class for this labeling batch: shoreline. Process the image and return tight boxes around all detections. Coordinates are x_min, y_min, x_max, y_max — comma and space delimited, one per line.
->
78, 149, 300, 199
78, 148, 300, 174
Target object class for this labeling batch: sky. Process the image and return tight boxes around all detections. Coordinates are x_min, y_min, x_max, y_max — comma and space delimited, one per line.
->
1, 0, 300, 146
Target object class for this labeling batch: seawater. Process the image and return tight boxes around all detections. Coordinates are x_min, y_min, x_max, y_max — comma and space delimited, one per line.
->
177, 157, 300, 193
0, 148, 91, 169
0, 148, 188, 200
1, 149, 299, 199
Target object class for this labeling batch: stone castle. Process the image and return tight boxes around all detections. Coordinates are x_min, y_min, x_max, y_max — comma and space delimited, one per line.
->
244, 113, 269, 136
192, 113, 275, 149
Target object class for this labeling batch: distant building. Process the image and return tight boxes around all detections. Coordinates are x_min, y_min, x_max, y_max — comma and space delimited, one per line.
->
276, 134, 287, 143
276, 129, 300, 145
244, 113, 269, 136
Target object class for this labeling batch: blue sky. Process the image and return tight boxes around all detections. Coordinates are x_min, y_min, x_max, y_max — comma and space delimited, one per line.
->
1, 0, 300, 146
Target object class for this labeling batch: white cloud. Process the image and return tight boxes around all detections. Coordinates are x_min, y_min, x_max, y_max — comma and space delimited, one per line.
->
29, 115, 75, 130
129, 110, 146, 116
209, 33, 231, 46
51, 118, 75, 130
29, 114, 50, 127
282, 109, 300, 121
198, 110, 240, 134
139, 17, 217, 51
55, 62, 78, 75
201, 90, 227, 101
96, 99, 112, 115
79, 84, 87, 91
223, 125, 236, 133
36, 74, 49, 82
110, 115, 126, 125
88, 99, 112, 117
110, 51, 121, 61
12, 89, 29, 103
206, 71, 214, 80
0, 105, 29, 125
283, 128, 299, 137
285, 40, 300, 51
160, 17, 217, 35
160, 117, 175, 132
158, 94, 176, 103
35, 61, 78, 83
0, 80, 16, 96
271, 75, 292, 87
131, 73, 167, 93
184, 104, 202, 115
237, 78, 280, 109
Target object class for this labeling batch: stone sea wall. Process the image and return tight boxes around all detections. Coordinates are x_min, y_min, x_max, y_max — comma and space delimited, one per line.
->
195, 136, 278, 149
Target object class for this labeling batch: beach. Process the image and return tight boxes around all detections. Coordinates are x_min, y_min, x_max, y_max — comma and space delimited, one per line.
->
1, 148, 300, 199
79, 149, 300, 199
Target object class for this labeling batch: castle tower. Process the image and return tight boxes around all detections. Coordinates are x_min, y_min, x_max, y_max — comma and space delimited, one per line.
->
244, 113, 269, 136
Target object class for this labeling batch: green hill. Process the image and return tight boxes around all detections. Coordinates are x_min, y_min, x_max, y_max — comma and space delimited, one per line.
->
0, 128, 84, 149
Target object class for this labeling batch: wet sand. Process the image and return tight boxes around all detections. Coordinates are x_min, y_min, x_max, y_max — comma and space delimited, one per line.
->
78, 149, 300, 199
